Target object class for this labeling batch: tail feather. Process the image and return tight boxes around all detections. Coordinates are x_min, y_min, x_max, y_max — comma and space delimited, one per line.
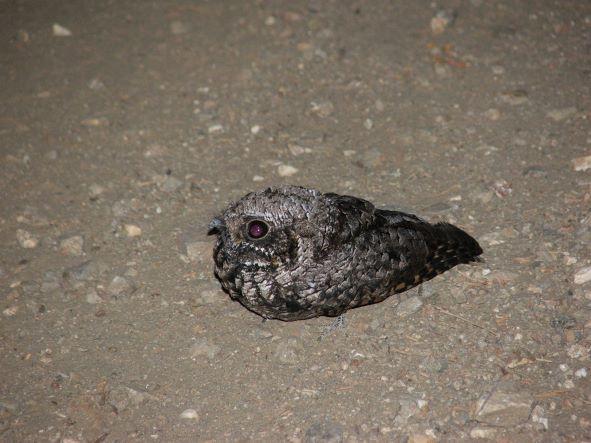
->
406, 222, 482, 287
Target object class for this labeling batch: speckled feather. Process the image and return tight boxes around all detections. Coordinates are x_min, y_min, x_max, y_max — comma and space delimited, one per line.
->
208, 185, 483, 321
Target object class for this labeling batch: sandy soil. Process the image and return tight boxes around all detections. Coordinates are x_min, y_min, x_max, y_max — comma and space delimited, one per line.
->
1, 0, 590, 441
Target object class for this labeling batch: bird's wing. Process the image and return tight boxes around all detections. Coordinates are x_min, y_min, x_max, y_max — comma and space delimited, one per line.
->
323, 193, 381, 241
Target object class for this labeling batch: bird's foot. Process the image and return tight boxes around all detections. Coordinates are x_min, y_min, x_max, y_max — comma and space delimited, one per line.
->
319, 314, 347, 341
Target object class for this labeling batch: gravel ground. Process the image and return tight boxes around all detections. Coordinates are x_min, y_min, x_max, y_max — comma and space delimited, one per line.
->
1, 0, 590, 441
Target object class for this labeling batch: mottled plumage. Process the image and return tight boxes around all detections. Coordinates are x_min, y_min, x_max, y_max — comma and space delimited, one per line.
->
208, 185, 482, 321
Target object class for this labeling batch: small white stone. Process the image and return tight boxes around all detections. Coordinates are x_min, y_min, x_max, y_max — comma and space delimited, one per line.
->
265, 16, 276, 26
563, 379, 575, 389
180, 408, 199, 420
531, 405, 549, 430
343, 150, 356, 157
567, 344, 589, 360
277, 164, 298, 177
207, 124, 223, 134
575, 368, 588, 378
250, 125, 261, 134
89, 183, 105, 197
492, 65, 505, 75
574, 266, 591, 285
16, 229, 38, 249
484, 108, 501, 121
546, 107, 577, 122
3, 306, 18, 317
85, 289, 102, 304
573, 154, 591, 172
559, 364, 569, 372
124, 224, 142, 237
470, 428, 497, 439
252, 175, 264, 182
52, 23, 72, 36
364, 118, 373, 130
60, 235, 84, 256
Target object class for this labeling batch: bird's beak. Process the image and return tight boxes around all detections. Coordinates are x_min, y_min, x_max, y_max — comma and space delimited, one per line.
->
208, 216, 226, 235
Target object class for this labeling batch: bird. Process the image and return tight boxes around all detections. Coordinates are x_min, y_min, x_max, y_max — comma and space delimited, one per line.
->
208, 185, 482, 321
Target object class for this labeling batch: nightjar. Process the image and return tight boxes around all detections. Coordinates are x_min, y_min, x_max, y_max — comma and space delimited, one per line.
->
208, 185, 482, 321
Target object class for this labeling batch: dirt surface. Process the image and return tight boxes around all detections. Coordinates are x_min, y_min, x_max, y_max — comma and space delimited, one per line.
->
1, 0, 591, 441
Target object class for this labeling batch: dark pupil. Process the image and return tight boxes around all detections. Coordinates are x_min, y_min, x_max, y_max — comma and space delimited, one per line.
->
248, 221, 268, 239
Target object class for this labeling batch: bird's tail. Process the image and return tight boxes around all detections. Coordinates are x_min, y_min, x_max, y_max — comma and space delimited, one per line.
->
395, 222, 482, 291
420, 222, 482, 282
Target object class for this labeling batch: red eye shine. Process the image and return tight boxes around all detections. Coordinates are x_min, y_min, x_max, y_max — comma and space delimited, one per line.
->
248, 220, 269, 239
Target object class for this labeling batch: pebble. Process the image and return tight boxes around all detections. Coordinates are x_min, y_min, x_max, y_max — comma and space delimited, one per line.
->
277, 164, 298, 177
572, 154, 591, 172
189, 338, 220, 361
484, 108, 501, 120
430, 10, 455, 34
499, 90, 529, 105
395, 297, 423, 317
408, 434, 435, 443
574, 266, 591, 285
41, 271, 60, 293
364, 118, 373, 130
85, 289, 103, 304
394, 395, 421, 426
531, 405, 549, 430
475, 382, 534, 426
375, 99, 385, 112
16, 229, 38, 248
274, 338, 301, 365
310, 100, 334, 118
80, 117, 109, 127
108, 386, 156, 413
63, 260, 108, 282
492, 179, 512, 198
160, 175, 183, 192
250, 125, 261, 134
469, 428, 497, 439
107, 276, 134, 296
288, 143, 313, 156
304, 420, 343, 443
52, 23, 72, 36
252, 175, 264, 182
3, 306, 18, 317
170, 20, 189, 35
207, 124, 223, 134
546, 107, 577, 121
185, 241, 211, 262
124, 224, 142, 237
87, 78, 105, 90
59, 235, 84, 256
180, 409, 199, 421
575, 368, 588, 378
89, 183, 105, 198
567, 344, 589, 360
111, 200, 129, 217
492, 65, 505, 75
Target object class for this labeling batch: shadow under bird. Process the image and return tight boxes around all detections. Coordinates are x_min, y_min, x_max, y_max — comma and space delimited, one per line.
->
208, 185, 483, 321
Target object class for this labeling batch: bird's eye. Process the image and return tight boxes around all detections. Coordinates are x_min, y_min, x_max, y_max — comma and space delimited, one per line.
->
247, 220, 269, 240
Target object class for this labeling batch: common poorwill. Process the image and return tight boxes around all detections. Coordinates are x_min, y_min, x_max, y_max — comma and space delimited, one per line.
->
208, 185, 482, 321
